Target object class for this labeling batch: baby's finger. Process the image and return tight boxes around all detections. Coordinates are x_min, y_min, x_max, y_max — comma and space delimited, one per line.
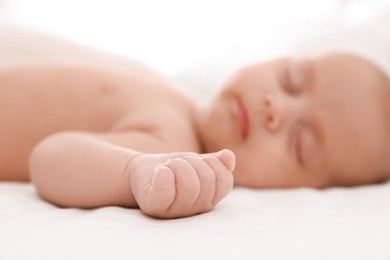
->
203, 156, 234, 206
182, 156, 216, 213
215, 149, 236, 172
142, 165, 175, 217
164, 158, 201, 215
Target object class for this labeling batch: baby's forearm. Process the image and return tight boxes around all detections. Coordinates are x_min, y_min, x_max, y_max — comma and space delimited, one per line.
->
29, 131, 138, 208
28, 130, 235, 218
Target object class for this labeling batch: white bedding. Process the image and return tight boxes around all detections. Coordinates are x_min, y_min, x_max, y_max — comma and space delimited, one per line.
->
1, 182, 390, 260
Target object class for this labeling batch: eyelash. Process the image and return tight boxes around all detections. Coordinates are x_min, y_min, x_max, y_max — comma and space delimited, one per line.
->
294, 129, 304, 165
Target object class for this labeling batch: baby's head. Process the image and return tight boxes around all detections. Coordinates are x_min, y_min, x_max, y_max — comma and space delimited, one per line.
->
198, 53, 390, 188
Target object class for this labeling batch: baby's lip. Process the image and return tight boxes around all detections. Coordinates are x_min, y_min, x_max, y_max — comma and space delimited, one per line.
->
234, 95, 249, 140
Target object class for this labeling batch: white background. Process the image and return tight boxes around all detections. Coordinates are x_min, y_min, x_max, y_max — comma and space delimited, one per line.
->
1, 0, 388, 76
0, 0, 347, 76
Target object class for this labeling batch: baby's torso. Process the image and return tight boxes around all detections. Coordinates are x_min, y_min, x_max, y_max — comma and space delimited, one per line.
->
0, 62, 200, 181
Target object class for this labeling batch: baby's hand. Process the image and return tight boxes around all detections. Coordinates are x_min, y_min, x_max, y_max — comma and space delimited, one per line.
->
128, 149, 235, 219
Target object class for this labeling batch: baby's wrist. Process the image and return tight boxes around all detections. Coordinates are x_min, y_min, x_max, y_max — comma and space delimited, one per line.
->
123, 152, 145, 208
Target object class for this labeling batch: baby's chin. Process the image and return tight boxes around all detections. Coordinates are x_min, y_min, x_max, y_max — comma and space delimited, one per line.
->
196, 112, 225, 153
201, 137, 223, 154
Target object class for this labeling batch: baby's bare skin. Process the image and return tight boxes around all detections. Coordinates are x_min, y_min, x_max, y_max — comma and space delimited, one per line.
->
0, 30, 235, 218
2, 28, 390, 219
129, 150, 234, 218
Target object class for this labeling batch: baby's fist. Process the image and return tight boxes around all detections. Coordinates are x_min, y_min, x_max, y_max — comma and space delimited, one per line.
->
129, 149, 235, 218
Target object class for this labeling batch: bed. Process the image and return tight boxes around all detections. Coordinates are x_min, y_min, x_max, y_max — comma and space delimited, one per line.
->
1, 2, 390, 260
1, 182, 390, 259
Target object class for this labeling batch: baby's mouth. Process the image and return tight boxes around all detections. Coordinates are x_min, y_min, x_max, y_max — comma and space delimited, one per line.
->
234, 95, 249, 140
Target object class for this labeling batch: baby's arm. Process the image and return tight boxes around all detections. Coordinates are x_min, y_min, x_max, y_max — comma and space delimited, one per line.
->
29, 131, 235, 219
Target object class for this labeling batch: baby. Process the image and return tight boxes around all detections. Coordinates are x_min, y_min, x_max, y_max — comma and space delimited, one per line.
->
0, 23, 389, 219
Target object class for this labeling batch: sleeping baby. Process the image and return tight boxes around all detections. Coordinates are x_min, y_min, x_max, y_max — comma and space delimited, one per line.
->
0, 15, 389, 219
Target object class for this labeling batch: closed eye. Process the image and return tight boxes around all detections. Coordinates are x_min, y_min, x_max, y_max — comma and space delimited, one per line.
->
294, 122, 320, 169
294, 129, 304, 166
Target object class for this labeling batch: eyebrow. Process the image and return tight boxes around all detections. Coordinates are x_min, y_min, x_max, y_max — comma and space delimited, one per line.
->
288, 59, 307, 88
304, 59, 321, 95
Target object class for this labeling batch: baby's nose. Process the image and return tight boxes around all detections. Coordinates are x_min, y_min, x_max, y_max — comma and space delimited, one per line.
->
263, 95, 287, 133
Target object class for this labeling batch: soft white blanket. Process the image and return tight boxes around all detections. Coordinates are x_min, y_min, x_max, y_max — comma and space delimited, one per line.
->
1, 182, 389, 260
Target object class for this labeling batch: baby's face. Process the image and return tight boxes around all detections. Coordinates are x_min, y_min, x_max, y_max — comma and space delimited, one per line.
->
198, 53, 390, 188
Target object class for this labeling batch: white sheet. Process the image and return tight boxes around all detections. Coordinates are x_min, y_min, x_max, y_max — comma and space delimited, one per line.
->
1, 182, 390, 260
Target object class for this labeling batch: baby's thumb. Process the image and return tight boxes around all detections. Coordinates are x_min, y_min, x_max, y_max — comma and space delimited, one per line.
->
213, 149, 236, 172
